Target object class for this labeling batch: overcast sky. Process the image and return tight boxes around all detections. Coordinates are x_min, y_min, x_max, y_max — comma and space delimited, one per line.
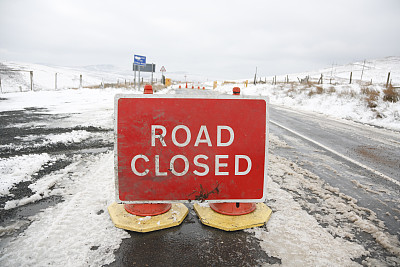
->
1, 0, 399, 80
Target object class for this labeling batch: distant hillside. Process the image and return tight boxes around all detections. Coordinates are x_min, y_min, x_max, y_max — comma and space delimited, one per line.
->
0, 62, 138, 93
272, 56, 400, 86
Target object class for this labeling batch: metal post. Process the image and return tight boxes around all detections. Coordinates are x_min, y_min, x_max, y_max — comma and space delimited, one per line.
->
138, 66, 141, 90
80, 74, 82, 88
134, 65, 136, 89
151, 63, 154, 85
55, 73, 57, 90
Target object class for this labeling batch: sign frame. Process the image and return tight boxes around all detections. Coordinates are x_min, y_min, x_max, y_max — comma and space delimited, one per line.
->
114, 94, 269, 204
133, 63, 155, 72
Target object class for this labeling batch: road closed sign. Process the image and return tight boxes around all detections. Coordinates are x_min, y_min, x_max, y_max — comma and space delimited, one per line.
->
114, 95, 268, 203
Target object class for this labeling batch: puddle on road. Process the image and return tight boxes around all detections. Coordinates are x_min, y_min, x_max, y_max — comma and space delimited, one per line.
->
106, 207, 281, 267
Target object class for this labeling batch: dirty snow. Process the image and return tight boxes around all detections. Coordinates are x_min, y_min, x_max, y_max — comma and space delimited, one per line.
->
246, 134, 400, 266
0, 152, 130, 266
0, 57, 399, 266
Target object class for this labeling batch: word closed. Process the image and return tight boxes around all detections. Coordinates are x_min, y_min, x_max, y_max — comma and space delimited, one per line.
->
115, 96, 268, 202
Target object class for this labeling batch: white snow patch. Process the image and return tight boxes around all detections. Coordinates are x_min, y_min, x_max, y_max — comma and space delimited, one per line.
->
247, 179, 367, 266
0, 152, 129, 266
0, 153, 52, 195
43, 130, 92, 144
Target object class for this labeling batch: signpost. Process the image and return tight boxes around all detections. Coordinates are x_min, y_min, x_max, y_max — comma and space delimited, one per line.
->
160, 66, 166, 85
114, 95, 268, 203
134, 55, 146, 89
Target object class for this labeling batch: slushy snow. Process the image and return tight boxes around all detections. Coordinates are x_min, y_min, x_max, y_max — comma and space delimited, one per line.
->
0, 57, 399, 266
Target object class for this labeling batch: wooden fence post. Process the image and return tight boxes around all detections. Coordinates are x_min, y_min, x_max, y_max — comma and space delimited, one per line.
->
80, 74, 83, 88
386, 72, 391, 88
0, 77, 2, 93
55, 73, 57, 90
349, 72, 352, 84
360, 60, 366, 81
30, 71, 33, 91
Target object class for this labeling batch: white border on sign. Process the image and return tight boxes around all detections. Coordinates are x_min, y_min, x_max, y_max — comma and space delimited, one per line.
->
114, 94, 269, 204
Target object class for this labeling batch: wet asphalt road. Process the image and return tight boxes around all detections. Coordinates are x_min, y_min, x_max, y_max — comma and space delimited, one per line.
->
268, 105, 400, 238
107, 207, 279, 267
269, 105, 400, 181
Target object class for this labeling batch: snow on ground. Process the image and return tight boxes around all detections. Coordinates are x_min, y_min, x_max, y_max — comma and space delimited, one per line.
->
211, 56, 400, 132
0, 61, 210, 93
0, 153, 51, 195
0, 87, 398, 266
0, 88, 129, 128
0, 88, 133, 208
1, 152, 130, 266
247, 133, 400, 266
0, 61, 137, 92
213, 83, 400, 132
1, 57, 399, 266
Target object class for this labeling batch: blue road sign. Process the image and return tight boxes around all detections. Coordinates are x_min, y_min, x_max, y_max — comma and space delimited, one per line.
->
134, 55, 146, 66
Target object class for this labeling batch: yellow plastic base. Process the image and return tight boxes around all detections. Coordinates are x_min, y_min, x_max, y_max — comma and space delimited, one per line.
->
193, 203, 272, 231
108, 202, 188, 233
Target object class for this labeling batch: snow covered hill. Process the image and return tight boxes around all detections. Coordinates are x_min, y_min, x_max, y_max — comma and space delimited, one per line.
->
0, 62, 138, 93
210, 57, 400, 131
0, 61, 211, 93
280, 56, 400, 86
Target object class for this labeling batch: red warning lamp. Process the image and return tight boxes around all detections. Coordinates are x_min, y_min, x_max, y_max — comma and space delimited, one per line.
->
144, 84, 153, 94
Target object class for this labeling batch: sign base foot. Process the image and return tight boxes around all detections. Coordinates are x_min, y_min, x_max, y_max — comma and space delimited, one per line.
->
108, 202, 188, 233
193, 203, 272, 231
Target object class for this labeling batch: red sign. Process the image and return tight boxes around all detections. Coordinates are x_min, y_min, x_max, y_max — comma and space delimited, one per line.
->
115, 95, 268, 203
160, 66, 166, 72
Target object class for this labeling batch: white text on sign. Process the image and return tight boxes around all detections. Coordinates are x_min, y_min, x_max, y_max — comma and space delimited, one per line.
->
130, 125, 252, 177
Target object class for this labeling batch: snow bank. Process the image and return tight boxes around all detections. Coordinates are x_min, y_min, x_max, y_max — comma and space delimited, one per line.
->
0, 152, 130, 266
213, 82, 400, 131
0, 88, 139, 129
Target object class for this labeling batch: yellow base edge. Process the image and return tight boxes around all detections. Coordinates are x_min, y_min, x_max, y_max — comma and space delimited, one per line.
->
108, 202, 189, 233
193, 203, 272, 231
